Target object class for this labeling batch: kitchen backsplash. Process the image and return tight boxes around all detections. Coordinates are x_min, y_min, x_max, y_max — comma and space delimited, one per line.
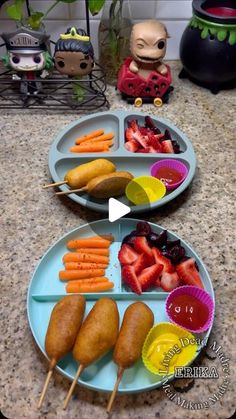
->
0, 0, 192, 59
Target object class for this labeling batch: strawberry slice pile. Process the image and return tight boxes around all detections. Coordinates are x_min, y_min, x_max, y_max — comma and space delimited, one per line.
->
124, 116, 181, 154
119, 222, 204, 294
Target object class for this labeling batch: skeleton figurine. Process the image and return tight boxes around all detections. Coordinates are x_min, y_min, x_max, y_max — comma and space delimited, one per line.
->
1, 27, 53, 101
129, 20, 169, 79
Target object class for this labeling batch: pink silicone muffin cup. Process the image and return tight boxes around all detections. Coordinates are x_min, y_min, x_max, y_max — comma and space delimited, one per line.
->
150, 159, 189, 191
165, 285, 215, 333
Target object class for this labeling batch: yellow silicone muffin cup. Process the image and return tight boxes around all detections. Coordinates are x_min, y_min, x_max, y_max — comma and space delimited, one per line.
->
125, 176, 166, 205
142, 322, 198, 376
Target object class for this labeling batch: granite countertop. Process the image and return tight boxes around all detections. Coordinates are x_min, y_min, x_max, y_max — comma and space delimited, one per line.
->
1, 62, 235, 419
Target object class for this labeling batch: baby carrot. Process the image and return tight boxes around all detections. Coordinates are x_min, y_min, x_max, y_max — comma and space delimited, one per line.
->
63, 252, 109, 265
75, 129, 104, 145
76, 248, 110, 256
59, 269, 105, 281
82, 133, 114, 144
69, 143, 110, 153
64, 262, 107, 270
65, 277, 109, 285
67, 237, 111, 249
80, 139, 113, 148
66, 281, 114, 293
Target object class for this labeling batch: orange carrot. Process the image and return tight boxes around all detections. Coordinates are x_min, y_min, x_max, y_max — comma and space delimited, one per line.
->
70, 143, 110, 153
82, 133, 114, 144
76, 248, 110, 256
65, 277, 109, 285
75, 129, 104, 145
80, 139, 113, 148
64, 262, 107, 270
67, 237, 111, 249
63, 253, 109, 264
59, 269, 105, 281
66, 281, 114, 293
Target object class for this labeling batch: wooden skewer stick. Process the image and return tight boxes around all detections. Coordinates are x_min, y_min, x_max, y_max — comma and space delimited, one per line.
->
43, 180, 68, 189
37, 359, 56, 409
63, 364, 84, 410
56, 187, 87, 196
106, 367, 124, 413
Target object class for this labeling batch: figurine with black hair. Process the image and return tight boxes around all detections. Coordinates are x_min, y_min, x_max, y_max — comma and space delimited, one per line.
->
1, 27, 53, 102
54, 27, 94, 101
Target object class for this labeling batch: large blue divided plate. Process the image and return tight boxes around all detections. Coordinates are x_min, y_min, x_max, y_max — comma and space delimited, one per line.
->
48, 111, 196, 214
27, 219, 214, 394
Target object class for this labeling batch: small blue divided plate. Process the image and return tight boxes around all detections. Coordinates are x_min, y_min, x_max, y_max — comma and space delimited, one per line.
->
27, 219, 214, 394
48, 111, 196, 214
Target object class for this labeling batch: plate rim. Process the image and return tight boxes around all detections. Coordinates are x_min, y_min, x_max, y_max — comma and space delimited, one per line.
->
27, 218, 214, 394
48, 111, 197, 213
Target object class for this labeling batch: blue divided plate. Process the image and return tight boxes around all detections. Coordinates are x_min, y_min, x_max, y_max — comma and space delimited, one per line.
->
27, 219, 214, 393
48, 111, 196, 214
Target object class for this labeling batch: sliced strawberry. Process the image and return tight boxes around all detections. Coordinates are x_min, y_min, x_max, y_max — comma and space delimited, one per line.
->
124, 140, 139, 152
133, 236, 154, 262
138, 147, 151, 153
118, 244, 139, 265
176, 258, 204, 289
122, 265, 142, 294
147, 133, 162, 152
160, 272, 181, 292
152, 248, 175, 273
125, 127, 134, 141
129, 120, 148, 148
138, 264, 163, 291
161, 139, 174, 153
133, 253, 150, 275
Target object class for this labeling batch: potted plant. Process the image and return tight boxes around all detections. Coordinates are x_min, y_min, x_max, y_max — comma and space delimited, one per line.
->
88, 0, 132, 84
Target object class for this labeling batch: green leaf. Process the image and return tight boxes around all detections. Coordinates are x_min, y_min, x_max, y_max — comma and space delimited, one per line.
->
6, 0, 24, 21
217, 30, 227, 42
88, 0, 106, 16
27, 11, 44, 29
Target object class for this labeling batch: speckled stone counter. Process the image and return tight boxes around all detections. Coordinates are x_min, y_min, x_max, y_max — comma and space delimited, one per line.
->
1, 62, 235, 419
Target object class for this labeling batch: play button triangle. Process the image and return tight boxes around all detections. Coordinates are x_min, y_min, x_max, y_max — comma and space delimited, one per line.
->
108, 198, 131, 222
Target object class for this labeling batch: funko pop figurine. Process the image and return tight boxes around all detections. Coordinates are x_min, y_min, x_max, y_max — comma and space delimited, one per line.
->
117, 20, 173, 107
54, 27, 94, 77
1, 27, 53, 101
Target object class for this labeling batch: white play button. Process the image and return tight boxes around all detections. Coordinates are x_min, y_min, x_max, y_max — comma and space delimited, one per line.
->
109, 198, 131, 222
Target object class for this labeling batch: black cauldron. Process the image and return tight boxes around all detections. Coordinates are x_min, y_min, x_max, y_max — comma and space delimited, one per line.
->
179, 0, 236, 93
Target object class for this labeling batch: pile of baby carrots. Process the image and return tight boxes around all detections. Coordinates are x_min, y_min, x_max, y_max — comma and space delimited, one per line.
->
70, 129, 114, 153
59, 234, 114, 293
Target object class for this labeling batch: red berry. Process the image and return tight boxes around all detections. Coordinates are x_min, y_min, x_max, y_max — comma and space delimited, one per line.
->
176, 258, 204, 289
122, 265, 142, 294
160, 272, 181, 292
161, 139, 174, 153
133, 236, 154, 263
118, 244, 139, 265
133, 253, 150, 275
124, 140, 139, 153
138, 264, 163, 291
152, 248, 175, 273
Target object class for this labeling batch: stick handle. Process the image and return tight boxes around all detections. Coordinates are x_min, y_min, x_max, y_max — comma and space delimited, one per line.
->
106, 367, 124, 413
37, 358, 56, 409
43, 180, 68, 189
63, 364, 84, 410
56, 187, 88, 196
